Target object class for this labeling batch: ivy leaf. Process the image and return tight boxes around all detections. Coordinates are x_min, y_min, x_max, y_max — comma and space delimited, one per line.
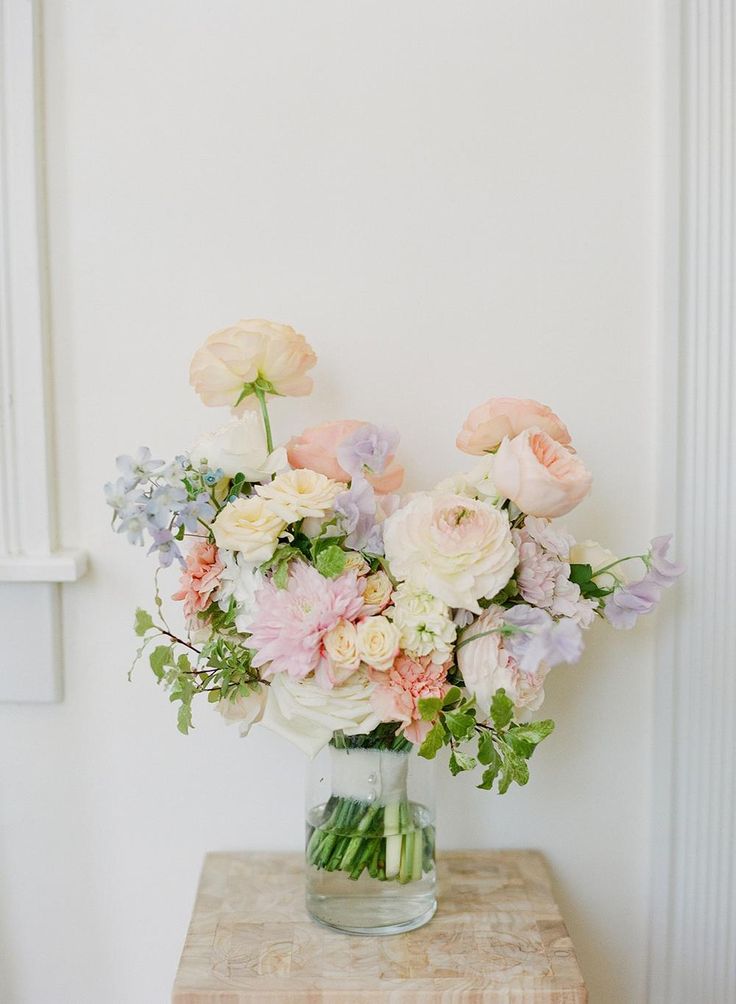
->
417, 696, 443, 721
315, 544, 347, 579
134, 608, 155, 636
490, 689, 514, 730
449, 750, 477, 776
149, 645, 173, 682
444, 710, 476, 741
418, 720, 445, 760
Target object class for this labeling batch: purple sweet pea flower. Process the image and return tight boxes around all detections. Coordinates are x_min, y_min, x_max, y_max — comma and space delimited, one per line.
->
147, 528, 183, 568
646, 534, 685, 588
503, 605, 584, 673
603, 578, 663, 630
334, 475, 384, 553
336, 424, 399, 478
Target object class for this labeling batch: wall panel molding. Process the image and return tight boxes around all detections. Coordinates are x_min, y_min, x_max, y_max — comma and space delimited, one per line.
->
0, 0, 86, 700
648, 1, 736, 1000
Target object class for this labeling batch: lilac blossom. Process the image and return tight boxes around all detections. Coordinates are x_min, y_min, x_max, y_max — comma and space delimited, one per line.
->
336, 424, 399, 478
503, 605, 584, 674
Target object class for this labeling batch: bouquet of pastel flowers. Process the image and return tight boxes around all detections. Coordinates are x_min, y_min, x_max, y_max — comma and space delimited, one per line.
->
106, 318, 681, 886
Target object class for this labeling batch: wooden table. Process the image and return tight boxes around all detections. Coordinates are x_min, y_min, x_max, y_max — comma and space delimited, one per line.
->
172, 850, 587, 1003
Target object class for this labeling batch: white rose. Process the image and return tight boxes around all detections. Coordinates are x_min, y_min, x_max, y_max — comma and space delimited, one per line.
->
323, 619, 360, 672
361, 571, 393, 614
190, 412, 287, 482
255, 468, 346, 521
355, 615, 401, 671
570, 540, 630, 586
389, 583, 457, 661
383, 493, 517, 613
212, 496, 285, 561
216, 686, 267, 737
261, 671, 380, 757
343, 552, 371, 576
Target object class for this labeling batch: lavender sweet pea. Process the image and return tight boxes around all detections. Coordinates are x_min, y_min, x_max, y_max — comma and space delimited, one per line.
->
503, 605, 584, 673
336, 423, 399, 478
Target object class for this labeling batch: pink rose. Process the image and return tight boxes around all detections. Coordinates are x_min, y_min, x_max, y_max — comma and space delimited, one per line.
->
190, 319, 317, 409
456, 397, 571, 455
493, 428, 592, 518
287, 420, 404, 494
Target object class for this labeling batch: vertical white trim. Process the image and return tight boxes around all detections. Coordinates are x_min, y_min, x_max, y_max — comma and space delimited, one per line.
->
0, 0, 86, 701
649, 1, 736, 1000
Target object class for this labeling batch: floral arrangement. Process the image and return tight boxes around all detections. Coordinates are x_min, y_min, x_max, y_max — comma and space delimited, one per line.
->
106, 318, 682, 885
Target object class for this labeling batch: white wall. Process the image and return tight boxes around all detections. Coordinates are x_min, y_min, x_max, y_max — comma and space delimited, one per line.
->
0, 2, 661, 1001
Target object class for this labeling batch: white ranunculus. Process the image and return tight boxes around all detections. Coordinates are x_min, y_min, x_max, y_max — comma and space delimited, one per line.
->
389, 583, 457, 662
255, 468, 346, 521
216, 551, 263, 633
435, 456, 500, 505
216, 686, 268, 736
261, 671, 380, 757
383, 493, 517, 614
212, 496, 285, 561
190, 412, 286, 482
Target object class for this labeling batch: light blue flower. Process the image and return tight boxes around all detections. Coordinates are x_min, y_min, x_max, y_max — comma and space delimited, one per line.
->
147, 528, 183, 568
175, 493, 216, 533
116, 446, 165, 489
144, 483, 188, 530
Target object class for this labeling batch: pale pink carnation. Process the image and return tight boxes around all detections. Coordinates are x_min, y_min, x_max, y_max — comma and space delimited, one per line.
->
247, 562, 365, 680
172, 541, 224, 620
513, 525, 596, 627
513, 527, 559, 608
369, 654, 450, 744
524, 516, 574, 560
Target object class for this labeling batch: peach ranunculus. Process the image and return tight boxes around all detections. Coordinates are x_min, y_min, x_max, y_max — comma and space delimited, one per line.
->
369, 654, 450, 744
456, 398, 572, 455
493, 428, 592, 518
190, 319, 317, 409
286, 420, 404, 494
172, 540, 224, 620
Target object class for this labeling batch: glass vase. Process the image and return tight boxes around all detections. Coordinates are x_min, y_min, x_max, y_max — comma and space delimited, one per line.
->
305, 743, 437, 935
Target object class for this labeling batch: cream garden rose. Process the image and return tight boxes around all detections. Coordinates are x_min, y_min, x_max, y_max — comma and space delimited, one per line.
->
189, 318, 317, 409
212, 496, 285, 561
323, 619, 360, 673
356, 615, 401, 671
190, 412, 286, 481
215, 686, 268, 737
343, 552, 371, 576
493, 428, 592, 519
383, 493, 517, 613
256, 469, 345, 521
570, 540, 630, 586
361, 571, 393, 614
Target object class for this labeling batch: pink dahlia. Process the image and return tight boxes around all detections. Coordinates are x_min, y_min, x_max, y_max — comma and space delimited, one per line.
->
370, 654, 450, 744
172, 540, 224, 620
247, 562, 365, 679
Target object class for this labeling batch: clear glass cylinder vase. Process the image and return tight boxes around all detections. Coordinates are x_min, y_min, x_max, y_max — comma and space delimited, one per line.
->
305, 744, 437, 935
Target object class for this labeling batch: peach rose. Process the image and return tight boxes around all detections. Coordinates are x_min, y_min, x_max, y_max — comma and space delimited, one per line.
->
456, 398, 571, 455
287, 420, 404, 494
190, 319, 316, 409
493, 428, 592, 518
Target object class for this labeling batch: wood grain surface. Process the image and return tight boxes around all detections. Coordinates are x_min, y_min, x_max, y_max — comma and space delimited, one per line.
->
172, 850, 587, 1003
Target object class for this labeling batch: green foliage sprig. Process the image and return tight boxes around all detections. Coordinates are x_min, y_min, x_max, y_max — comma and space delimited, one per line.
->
416, 687, 555, 794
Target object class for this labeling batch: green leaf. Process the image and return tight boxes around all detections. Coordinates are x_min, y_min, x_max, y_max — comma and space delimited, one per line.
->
449, 750, 477, 776
134, 608, 155, 636
176, 701, 193, 735
176, 652, 192, 674
444, 710, 476, 741
418, 720, 445, 760
477, 730, 497, 765
477, 757, 502, 790
273, 560, 290, 589
149, 645, 173, 681
417, 696, 443, 722
442, 686, 462, 708
507, 720, 555, 745
315, 544, 347, 579
569, 563, 593, 585
207, 689, 221, 703
490, 689, 514, 730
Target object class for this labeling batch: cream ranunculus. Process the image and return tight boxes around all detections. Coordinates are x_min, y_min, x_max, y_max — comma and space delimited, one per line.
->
388, 583, 457, 662
355, 615, 401, 671
383, 493, 517, 614
260, 670, 380, 757
435, 455, 500, 505
255, 468, 346, 521
215, 686, 268, 737
212, 496, 286, 561
189, 318, 317, 409
493, 428, 592, 518
190, 412, 286, 482
361, 571, 393, 615
323, 619, 360, 673
343, 552, 371, 576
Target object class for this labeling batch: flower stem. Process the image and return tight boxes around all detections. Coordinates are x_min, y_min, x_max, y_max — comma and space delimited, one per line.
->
254, 385, 274, 455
